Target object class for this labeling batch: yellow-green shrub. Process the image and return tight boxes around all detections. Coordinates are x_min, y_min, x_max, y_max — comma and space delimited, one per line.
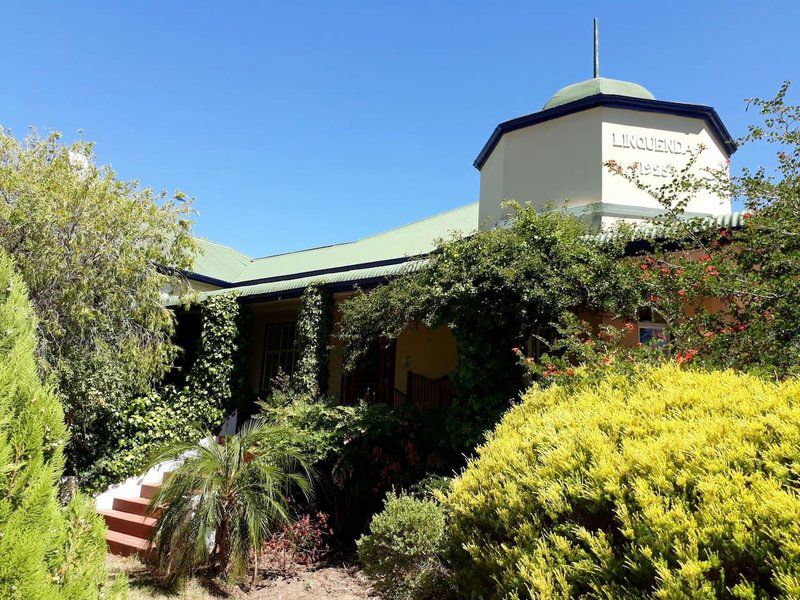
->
445, 364, 800, 599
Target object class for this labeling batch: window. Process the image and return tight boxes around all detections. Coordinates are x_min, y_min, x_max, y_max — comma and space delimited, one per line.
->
260, 322, 297, 391
638, 308, 669, 347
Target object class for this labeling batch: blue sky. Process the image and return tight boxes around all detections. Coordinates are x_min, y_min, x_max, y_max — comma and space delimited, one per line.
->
2, 1, 798, 257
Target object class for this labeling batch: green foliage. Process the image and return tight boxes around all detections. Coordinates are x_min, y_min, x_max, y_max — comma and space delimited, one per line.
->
0, 128, 196, 475
357, 492, 452, 600
56, 495, 119, 599
261, 380, 453, 538
445, 364, 800, 598
146, 421, 313, 584
293, 281, 333, 396
182, 293, 251, 413
262, 382, 357, 465
608, 83, 800, 379
515, 313, 670, 388
339, 205, 637, 455
86, 292, 249, 490
0, 250, 118, 598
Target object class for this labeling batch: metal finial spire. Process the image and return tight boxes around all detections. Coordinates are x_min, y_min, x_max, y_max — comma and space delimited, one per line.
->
593, 17, 599, 78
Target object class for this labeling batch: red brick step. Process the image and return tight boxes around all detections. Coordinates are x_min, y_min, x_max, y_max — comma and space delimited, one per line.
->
100, 509, 157, 539
106, 529, 150, 557
140, 483, 161, 499
112, 495, 158, 517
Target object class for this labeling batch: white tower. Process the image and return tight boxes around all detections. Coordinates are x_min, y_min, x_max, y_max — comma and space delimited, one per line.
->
475, 22, 735, 229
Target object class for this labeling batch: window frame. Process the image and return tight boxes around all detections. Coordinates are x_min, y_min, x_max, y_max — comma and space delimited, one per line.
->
260, 321, 298, 392
637, 321, 670, 347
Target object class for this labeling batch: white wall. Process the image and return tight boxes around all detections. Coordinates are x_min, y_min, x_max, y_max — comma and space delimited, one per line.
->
478, 105, 730, 229
600, 107, 730, 216
479, 108, 603, 228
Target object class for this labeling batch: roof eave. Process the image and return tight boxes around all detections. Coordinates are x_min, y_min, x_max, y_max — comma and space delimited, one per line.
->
180, 270, 234, 288
473, 94, 737, 170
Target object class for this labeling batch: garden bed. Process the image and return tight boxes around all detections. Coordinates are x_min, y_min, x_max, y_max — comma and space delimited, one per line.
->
108, 555, 377, 599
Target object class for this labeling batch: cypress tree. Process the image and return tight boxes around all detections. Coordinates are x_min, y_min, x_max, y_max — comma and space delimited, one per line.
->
0, 251, 120, 598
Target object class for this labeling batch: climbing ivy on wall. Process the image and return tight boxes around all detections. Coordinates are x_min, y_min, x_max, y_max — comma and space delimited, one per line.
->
293, 281, 334, 396
182, 292, 251, 418
338, 204, 639, 459
85, 292, 251, 490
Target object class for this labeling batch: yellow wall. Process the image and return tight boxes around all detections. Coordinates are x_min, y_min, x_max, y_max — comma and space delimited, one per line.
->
240, 295, 458, 401
394, 323, 458, 394
325, 297, 458, 399
246, 300, 300, 396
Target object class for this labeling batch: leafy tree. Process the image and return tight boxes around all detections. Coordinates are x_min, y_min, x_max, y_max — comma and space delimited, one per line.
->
338, 205, 638, 456
0, 128, 196, 474
607, 82, 800, 378
0, 249, 122, 599
145, 421, 313, 584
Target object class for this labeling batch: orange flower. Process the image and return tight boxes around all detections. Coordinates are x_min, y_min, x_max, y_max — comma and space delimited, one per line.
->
676, 348, 699, 365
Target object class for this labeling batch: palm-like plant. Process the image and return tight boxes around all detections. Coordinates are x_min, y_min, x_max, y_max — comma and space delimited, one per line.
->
144, 420, 313, 583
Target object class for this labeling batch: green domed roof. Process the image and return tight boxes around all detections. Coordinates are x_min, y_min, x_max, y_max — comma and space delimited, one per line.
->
543, 77, 655, 110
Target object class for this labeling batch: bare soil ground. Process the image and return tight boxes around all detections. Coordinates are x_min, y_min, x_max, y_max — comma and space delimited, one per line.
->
107, 555, 378, 600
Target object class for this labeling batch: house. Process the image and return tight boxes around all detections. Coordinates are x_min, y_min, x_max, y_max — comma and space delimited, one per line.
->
174, 73, 737, 408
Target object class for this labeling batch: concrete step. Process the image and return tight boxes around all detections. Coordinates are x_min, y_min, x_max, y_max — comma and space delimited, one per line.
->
106, 529, 150, 557
100, 509, 157, 539
112, 495, 159, 517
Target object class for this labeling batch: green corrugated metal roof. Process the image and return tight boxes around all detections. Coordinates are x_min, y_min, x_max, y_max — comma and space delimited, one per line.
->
188, 202, 479, 284
189, 238, 252, 282
170, 258, 427, 305
593, 211, 746, 244
180, 205, 744, 304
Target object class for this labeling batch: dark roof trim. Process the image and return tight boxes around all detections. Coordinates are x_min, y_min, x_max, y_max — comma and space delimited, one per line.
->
237, 276, 390, 305
184, 255, 419, 289
181, 270, 232, 288
474, 94, 737, 170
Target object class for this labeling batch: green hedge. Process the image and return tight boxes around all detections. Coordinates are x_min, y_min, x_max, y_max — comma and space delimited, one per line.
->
358, 492, 451, 600
446, 364, 800, 598
0, 251, 121, 599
